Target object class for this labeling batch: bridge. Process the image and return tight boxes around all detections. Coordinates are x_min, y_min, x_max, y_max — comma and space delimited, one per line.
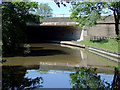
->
27, 14, 83, 43
28, 14, 78, 26
27, 14, 117, 43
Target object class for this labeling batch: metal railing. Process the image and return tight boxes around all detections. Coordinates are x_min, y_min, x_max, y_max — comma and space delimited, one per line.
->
90, 36, 117, 41
39, 14, 71, 17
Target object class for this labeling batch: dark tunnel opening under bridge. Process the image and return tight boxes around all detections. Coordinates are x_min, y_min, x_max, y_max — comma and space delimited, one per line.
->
26, 25, 82, 43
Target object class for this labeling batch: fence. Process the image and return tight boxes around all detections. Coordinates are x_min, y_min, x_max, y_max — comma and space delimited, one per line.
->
39, 14, 71, 17
89, 36, 117, 41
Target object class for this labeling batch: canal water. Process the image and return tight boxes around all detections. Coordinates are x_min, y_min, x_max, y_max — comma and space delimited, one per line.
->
2, 43, 119, 89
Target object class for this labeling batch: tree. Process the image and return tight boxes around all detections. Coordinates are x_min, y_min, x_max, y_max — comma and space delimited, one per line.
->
70, 2, 120, 39
2, 2, 41, 54
36, 3, 53, 17
107, 2, 120, 39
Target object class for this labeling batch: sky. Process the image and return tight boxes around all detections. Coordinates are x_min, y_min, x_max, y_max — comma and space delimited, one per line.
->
31, 0, 72, 16
31, 0, 113, 16
1, 0, 113, 16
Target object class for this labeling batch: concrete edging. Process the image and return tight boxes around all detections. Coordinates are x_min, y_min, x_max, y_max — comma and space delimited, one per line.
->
60, 41, 119, 62
60, 41, 85, 48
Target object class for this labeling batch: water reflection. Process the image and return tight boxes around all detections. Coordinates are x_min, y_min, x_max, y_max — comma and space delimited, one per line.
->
2, 65, 120, 89
2, 66, 43, 89
3, 43, 118, 67
70, 67, 109, 89
27, 48, 68, 56
2, 43, 119, 89
70, 67, 120, 89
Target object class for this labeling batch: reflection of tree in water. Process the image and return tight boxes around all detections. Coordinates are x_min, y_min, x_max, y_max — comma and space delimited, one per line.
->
70, 67, 120, 89
111, 68, 120, 89
2, 66, 120, 89
2, 66, 43, 89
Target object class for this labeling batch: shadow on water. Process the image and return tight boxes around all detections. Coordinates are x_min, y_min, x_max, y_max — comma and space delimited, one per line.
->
29, 47, 44, 49
26, 49, 68, 56
3, 47, 68, 57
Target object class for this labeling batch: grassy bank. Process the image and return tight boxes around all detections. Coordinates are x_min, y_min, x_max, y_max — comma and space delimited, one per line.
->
73, 39, 118, 52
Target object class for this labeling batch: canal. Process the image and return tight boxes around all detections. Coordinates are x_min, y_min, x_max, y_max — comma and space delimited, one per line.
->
2, 43, 119, 89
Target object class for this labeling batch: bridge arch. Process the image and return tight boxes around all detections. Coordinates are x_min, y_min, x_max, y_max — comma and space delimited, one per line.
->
26, 16, 82, 43
27, 25, 82, 43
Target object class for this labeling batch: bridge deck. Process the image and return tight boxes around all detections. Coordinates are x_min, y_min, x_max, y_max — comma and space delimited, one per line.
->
28, 22, 78, 26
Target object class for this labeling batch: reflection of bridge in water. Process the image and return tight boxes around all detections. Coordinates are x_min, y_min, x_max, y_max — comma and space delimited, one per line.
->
3, 43, 118, 74
37, 44, 116, 74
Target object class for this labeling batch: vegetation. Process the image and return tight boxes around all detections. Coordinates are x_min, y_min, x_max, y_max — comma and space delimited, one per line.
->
73, 39, 118, 52
70, 67, 120, 89
35, 3, 53, 17
2, 2, 41, 54
2, 66, 120, 89
2, 66, 43, 89
70, 67, 108, 89
70, 2, 120, 39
